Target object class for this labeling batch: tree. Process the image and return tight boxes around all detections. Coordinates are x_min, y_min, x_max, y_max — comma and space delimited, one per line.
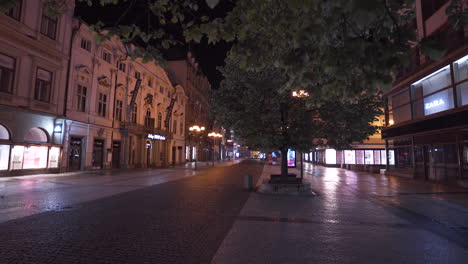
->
213, 56, 382, 177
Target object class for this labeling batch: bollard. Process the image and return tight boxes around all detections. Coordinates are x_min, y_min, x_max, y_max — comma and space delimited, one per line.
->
244, 174, 253, 190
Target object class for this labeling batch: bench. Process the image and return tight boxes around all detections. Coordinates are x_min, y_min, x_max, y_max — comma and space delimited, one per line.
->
269, 174, 303, 191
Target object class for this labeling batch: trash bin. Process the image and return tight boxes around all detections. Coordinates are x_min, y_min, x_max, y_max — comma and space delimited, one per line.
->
244, 174, 253, 190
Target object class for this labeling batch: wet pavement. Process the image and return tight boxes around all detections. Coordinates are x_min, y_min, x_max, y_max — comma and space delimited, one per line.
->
1, 161, 468, 263
212, 163, 468, 264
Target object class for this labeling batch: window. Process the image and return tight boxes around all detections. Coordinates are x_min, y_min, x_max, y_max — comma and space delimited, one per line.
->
148, 78, 153, 87
454, 55, 468, 106
131, 104, 137, 123
173, 120, 177, 134
134, 71, 141, 80
145, 109, 153, 127
40, 12, 57, 39
102, 50, 112, 63
180, 122, 183, 135
35, 68, 52, 102
160, 86, 164, 93
157, 112, 162, 128
98, 93, 107, 117
80, 38, 91, 51
167, 91, 171, 98
0, 53, 15, 94
6, 0, 21, 20
118, 62, 126, 72
115, 100, 123, 121
76, 85, 87, 112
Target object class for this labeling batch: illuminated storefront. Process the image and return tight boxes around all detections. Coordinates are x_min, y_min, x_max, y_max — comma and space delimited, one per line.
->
0, 124, 61, 174
316, 148, 393, 166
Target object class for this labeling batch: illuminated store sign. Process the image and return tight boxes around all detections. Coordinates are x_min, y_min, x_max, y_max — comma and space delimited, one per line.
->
147, 134, 166, 140
424, 99, 445, 110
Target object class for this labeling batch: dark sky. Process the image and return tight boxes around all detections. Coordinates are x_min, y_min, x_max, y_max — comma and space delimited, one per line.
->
75, 1, 234, 89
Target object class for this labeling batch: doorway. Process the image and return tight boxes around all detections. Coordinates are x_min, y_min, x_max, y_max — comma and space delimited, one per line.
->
68, 137, 82, 171
92, 139, 104, 169
112, 141, 121, 169
146, 140, 152, 167
172, 146, 176, 165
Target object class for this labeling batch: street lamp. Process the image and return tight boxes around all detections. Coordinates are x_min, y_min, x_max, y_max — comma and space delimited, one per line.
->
208, 132, 223, 166
189, 125, 205, 170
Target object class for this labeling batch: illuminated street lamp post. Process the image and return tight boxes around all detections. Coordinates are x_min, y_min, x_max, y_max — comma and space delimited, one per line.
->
189, 125, 205, 170
208, 132, 223, 167
291, 89, 310, 179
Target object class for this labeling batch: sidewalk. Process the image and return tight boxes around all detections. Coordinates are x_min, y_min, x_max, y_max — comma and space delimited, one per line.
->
211, 163, 468, 264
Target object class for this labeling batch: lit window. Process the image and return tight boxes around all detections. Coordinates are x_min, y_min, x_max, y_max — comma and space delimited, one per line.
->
35, 68, 52, 102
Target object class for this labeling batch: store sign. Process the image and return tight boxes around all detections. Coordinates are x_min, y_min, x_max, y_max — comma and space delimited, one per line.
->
147, 134, 166, 140
424, 99, 445, 110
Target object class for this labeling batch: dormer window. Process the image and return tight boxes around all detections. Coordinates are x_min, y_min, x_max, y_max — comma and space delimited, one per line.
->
80, 38, 91, 52
102, 50, 112, 63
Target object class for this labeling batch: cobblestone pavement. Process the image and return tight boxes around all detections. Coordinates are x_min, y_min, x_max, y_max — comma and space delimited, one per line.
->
212, 163, 468, 264
0, 160, 238, 223
0, 160, 262, 264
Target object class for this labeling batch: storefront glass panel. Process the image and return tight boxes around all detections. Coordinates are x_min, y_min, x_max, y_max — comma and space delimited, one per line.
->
411, 65, 451, 96
388, 150, 395, 165
356, 150, 364, 164
456, 81, 468, 106
23, 146, 48, 169
344, 150, 355, 164
10, 145, 24, 170
373, 150, 381, 164
423, 89, 454, 116
0, 144, 10, 170
381, 150, 387, 165
364, 150, 374, 164
48, 147, 60, 168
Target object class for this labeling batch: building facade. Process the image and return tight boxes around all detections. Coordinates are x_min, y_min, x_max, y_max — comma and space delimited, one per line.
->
166, 52, 211, 162
382, 0, 468, 185
63, 21, 187, 171
0, 0, 74, 176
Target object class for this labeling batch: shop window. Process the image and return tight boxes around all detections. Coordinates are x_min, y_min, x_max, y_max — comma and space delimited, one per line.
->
325, 149, 336, 164
336, 151, 343, 164
0, 145, 10, 170
40, 12, 57, 39
356, 150, 364, 164
423, 89, 454, 116
373, 150, 381, 164
364, 150, 374, 165
393, 104, 411, 124
0, 53, 15, 94
411, 65, 451, 97
48, 147, 60, 168
98, 93, 107, 117
23, 146, 48, 169
35, 68, 52, 102
5, 0, 22, 20
76, 84, 87, 112
454, 55, 468, 106
381, 150, 387, 165
0, 124, 10, 140
10, 145, 24, 170
24, 127, 48, 143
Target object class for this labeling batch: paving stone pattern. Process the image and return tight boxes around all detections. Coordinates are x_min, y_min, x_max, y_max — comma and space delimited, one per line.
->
0, 160, 263, 264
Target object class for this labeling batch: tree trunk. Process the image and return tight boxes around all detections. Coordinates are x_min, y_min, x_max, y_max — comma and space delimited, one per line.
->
281, 147, 288, 177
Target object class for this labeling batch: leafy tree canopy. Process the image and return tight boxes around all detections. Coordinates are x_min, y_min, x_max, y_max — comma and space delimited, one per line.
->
213, 55, 383, 154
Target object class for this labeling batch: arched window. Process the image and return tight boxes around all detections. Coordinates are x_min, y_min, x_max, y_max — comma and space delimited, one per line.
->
0, 124, 10, 140
24, 127, 48, 143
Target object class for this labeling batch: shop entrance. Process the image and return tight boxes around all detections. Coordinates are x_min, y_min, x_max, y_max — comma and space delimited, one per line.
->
68, 137, 82, 171
92, 139, 104, 169
112, 141, 121, 169
423, 144, 459, 181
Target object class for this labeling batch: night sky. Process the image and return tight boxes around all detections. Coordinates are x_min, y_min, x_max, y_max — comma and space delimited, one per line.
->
75, 1, 235, 89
